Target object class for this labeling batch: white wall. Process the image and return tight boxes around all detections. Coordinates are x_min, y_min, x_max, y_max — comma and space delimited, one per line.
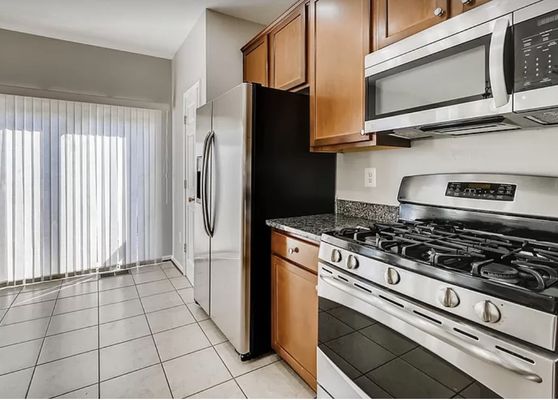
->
171, 12, 206, 271
0, 28, 171, 106
336, 127, 558, 206
171, 10, 263, 271
205, 11, 264, 101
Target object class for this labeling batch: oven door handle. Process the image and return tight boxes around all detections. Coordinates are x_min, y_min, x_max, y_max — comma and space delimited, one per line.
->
319, 274, 543, 383
489, 17, 510, 109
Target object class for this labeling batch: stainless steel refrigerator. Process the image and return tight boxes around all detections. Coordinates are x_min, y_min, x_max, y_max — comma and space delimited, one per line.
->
194, 83, 335, 360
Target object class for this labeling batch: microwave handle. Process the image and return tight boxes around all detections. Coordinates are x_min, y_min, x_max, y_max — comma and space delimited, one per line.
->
489, 17, 510, 108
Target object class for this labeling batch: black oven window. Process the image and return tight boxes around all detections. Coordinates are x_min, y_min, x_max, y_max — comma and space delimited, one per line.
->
318, 297, 501, 399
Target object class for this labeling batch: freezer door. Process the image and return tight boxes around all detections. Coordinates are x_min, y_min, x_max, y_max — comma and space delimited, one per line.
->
194, 101, 212, 315
209, 84, 252, 355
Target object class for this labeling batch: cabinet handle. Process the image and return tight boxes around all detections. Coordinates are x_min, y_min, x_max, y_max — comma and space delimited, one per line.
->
433, 7, 445, 17
288, 247, 299, 255
461, 0, 473, 4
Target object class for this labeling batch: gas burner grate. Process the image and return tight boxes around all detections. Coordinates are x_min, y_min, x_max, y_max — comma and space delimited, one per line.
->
333, 220, 558, 292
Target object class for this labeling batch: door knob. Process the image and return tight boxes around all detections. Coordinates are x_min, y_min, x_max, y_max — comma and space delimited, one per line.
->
188, 197, 195, 203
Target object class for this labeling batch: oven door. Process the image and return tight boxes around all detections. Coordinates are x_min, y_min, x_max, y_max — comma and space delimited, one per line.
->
317, 263, 558, 399
364, 15, 513, 137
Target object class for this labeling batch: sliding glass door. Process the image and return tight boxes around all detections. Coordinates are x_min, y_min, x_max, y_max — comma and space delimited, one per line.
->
0, 94, 171, 285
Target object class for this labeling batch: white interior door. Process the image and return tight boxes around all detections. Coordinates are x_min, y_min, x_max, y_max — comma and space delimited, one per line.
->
183, 82, 200, 283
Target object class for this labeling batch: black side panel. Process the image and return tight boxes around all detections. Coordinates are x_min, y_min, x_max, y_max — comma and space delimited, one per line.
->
249, 85, 336, 357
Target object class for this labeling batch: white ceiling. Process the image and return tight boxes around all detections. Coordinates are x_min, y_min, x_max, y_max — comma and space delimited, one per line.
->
0, 0, 294, 59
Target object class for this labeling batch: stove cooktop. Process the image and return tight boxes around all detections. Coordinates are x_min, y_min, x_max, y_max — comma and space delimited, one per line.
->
325, 220, 558, 313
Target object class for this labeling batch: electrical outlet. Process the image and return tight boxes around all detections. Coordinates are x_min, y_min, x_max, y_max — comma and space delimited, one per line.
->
364, 168, 377, 188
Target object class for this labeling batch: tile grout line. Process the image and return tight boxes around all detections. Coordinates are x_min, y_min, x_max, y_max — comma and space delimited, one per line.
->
0, 290, 21, 325
24, 281, 62, 399
166, 270, 252, 399
1, 263, 250, 398
166, 265, 311, 398
0, 303, 201, 352
0, 282, 179, 330
130, 269, 175, 398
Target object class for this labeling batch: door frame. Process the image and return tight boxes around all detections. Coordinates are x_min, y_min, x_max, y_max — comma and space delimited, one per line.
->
183, 81, 201, 283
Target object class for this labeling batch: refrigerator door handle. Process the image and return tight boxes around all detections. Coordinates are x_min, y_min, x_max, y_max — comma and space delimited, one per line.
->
207, 132, 216, 236
201, 131, 211, 237
202, 131, 215, 237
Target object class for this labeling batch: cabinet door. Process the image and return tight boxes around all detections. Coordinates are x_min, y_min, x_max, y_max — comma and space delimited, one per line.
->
309, 0, 371, 147
272, 255, 317, 389
373, 0, 449, 50
243, 36, 268, 86
270, 5, 307, 91
449, 0, 491, 17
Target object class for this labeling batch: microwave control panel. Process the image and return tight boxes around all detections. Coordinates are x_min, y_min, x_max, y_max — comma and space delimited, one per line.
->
445, 182, 517, 202
515, 9, 558, 92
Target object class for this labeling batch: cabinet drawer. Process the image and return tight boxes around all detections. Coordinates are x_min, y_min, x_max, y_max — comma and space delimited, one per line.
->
271, 231, 318, 273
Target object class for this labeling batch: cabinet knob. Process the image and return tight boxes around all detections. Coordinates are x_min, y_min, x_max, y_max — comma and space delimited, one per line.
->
288, 247, 299, 255
434, 7, 445, 17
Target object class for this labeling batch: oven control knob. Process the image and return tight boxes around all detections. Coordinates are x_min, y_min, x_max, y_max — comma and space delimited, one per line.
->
385, 268, 400, 285
331, 249, 342, 263
347, 255, 359, 270
474, 300, 501, 323
437, 288, 460, 308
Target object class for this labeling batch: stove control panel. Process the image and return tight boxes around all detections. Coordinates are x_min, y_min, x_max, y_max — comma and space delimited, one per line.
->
445, 182, 517, 201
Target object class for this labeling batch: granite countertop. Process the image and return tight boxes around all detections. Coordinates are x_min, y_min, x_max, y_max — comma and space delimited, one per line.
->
266, 213, 385, 243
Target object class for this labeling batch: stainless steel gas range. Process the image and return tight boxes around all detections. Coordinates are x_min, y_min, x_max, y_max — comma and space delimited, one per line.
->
317, 173, 558, 399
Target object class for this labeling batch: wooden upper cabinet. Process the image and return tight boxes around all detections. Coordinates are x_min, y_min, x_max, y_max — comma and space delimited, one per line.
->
243, 36, 268, 86
270, 4, 308, 91
309, 0, 371, 148
373, 0, 449, 50
449, 0, 491, 17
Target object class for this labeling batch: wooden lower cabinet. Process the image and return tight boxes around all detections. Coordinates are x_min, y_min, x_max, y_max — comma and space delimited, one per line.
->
271, 232, 318, 390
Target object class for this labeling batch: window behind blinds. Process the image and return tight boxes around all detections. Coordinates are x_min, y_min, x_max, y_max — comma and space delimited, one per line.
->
0, 94, 170, 285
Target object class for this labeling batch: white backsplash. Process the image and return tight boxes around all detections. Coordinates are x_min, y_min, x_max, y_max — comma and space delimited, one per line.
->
336, 127, 558, 206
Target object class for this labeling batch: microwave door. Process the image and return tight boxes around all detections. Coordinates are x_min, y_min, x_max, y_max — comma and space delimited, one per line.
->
364, 15, 513, 135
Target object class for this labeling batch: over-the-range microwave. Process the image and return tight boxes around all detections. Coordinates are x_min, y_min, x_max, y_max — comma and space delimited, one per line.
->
364, 0, 558, 139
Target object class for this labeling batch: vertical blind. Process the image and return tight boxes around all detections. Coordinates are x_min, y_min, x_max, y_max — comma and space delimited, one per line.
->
0, 94, 170, 285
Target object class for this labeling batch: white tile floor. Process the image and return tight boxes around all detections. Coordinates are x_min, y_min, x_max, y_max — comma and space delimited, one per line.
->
0, 262, 315, 399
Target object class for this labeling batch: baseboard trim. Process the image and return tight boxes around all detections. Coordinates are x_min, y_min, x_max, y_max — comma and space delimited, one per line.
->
170, 257, 185, 274
1, 255, 175, 289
